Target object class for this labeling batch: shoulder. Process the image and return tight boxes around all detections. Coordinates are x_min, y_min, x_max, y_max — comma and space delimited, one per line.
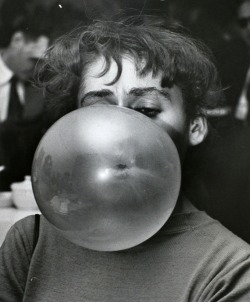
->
197, 216, 250, 300
10, 214, 37, 234
188, 210, 249, 247
165, 209, 250, 257
167, 211, 250, 300
1, 215, 38, 257
185, 211, 250, 276
0, 215, 41, 299
193, 211, 249, 245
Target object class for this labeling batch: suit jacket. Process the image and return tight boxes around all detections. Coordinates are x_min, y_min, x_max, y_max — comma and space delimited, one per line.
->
0, 74, 48, 190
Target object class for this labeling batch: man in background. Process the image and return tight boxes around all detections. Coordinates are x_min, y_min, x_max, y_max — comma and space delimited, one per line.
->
0, 1, 49, 190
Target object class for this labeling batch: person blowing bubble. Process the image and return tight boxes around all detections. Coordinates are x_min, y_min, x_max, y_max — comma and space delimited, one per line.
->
1, 16, 250, 301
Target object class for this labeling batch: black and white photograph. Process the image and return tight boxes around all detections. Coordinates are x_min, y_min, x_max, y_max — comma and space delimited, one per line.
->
1, 0, 250, 301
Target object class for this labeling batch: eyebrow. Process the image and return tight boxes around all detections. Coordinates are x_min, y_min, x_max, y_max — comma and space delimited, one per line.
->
80, 89, 113, 103
80, 87, 171, 104
129, 87, 170, 99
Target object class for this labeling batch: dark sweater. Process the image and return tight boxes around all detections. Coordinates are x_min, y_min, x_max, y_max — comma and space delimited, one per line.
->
1, 210, 250, 301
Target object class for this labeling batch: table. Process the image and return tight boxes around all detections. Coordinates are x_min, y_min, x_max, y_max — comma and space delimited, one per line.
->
0, 207, 40, 246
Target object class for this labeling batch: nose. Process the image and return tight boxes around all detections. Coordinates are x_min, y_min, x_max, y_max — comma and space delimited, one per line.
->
110, 87, 130, 108
117, 101, 127, 108
116, 97, 130, 108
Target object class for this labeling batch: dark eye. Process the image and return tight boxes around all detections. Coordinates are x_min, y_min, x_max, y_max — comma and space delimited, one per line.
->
81, 98, 112, 107
134, 108, 161, 118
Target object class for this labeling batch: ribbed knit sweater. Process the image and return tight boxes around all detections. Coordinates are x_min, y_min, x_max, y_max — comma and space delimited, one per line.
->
1, 209, 250, 301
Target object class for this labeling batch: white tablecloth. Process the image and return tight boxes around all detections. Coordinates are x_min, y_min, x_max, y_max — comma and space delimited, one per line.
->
0, 207, 40, 246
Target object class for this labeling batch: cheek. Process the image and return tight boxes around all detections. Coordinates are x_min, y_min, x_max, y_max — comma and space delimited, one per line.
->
154, 114, 189, 162
21, 60, 33, 72
156, 109, 188, 135
17, 53, 29, 67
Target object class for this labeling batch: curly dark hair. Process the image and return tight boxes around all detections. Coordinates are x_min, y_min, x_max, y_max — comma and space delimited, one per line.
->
37, 16, 222, 120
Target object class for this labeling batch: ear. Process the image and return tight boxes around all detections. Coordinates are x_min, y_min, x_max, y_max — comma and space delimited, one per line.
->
10, 31, 26, 47
188, 116, 208, 146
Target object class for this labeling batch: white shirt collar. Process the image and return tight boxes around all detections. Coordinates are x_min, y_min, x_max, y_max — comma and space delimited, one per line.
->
0, 54, 13, 85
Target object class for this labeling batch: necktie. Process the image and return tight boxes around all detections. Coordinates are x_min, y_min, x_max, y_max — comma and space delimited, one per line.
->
7, 76, 23, 121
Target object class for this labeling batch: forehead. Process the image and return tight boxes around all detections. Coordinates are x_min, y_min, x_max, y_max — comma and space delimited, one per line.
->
238, 1, 250, 18
20, 35, 49, 61
23, 35, 49, 50
82, 56, 163, 93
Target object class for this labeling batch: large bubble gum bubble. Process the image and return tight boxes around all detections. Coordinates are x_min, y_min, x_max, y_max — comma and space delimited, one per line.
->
32, 105, 181, 251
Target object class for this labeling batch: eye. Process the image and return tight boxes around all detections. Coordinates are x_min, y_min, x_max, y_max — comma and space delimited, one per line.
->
134, 107, 161, 118
81, 98, 113, 107
131, 97, 162, 119
80, 99, 99, 107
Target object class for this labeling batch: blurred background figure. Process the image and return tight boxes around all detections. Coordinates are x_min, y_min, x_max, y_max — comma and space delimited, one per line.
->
0, 0, 50, 191
233, 0, 250, 122
0, 0, 88, 192
182, 0, 250, 244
